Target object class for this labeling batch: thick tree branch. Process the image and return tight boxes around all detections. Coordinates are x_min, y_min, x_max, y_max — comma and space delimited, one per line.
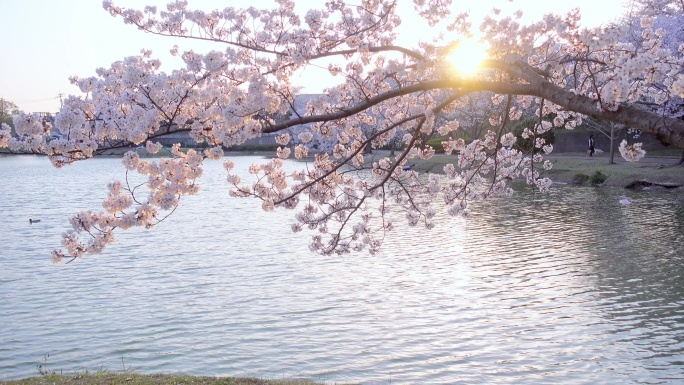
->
264, 69, 684, 148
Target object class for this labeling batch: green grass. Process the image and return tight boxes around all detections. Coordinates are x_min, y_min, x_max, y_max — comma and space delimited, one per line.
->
542, 155, 684, 187
1, 373, 346, 385
365, 151, 684, 188
571, 173, 590, 185
639, 147, 683, 156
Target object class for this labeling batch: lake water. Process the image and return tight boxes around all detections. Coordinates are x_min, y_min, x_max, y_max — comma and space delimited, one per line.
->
1, 155, 684, 384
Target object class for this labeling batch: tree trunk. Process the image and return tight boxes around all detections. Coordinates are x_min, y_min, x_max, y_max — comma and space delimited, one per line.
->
609, 124, 615, 164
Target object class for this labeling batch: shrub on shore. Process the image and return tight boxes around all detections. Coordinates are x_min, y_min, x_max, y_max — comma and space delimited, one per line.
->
589, 170, 608, 185
572, 173, 589, 185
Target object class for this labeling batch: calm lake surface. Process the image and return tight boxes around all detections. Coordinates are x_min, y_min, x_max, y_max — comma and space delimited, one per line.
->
1, 155, 684, 384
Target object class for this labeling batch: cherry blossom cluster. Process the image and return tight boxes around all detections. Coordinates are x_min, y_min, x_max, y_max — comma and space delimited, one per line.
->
618, 140, 646, 162
2, 0, 683, 258
0, 124, 11, 147
51, 144, 205, 262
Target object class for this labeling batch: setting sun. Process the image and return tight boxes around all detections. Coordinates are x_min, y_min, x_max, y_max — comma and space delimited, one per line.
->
448, 39, 489, 75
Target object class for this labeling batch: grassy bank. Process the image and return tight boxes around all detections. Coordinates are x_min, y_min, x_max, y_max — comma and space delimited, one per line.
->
0, 373, 341, 385
367, 151, 684, 189
541, 154, 684, 187
4, 146, 682, 189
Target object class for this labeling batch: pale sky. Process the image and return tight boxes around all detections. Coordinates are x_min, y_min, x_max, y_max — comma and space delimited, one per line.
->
0, 0, 629, 113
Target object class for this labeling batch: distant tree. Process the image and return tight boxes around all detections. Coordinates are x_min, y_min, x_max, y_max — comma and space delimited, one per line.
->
609, 0, 684, 164
437, 93, 501, 142
582, 119, 629, 164
0, 99, 21, 133
508, 116, 556, 154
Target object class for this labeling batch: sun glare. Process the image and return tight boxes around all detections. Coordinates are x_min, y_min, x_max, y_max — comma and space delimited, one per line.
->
448, 39, 488, 75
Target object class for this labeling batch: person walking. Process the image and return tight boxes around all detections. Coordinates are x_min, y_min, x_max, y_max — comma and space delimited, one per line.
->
589, 134, 595, 157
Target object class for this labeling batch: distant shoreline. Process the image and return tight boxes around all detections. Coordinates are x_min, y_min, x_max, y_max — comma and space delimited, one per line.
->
365, 150, 684, 190
2, 148, 682, 190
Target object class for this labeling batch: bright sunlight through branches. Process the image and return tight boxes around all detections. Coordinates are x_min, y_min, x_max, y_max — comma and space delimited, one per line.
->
448, 39, 489, 75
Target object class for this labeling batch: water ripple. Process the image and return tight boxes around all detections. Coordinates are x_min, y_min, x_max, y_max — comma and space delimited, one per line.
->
1, 157, 684, 384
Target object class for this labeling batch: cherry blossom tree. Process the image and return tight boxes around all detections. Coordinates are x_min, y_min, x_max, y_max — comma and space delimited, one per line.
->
616, 0, 684, 163
436, 92, 503, 143
2, 0, 683, 261
0, 99, 21, 134
582, 118, 624, 164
